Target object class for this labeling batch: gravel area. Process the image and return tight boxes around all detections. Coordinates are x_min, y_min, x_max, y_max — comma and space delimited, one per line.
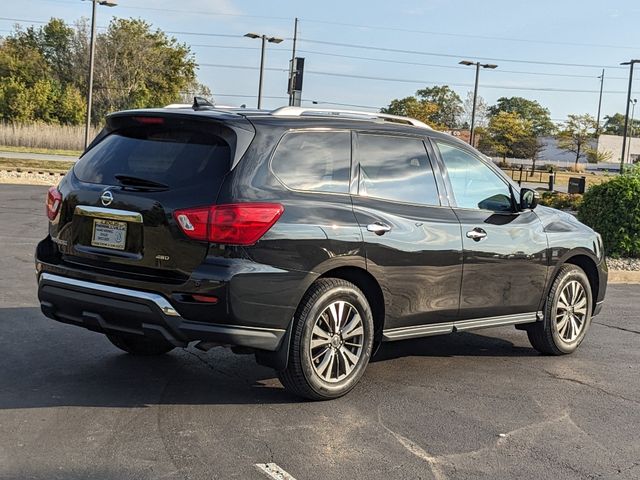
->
607, 257, 640, 271
0, 169, 64, 185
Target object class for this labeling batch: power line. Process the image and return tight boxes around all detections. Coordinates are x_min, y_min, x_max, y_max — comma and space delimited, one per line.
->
298, 38, 627, 70
32, 0, 640, 51
199, 63, 631, 94
188, 43, 636, 81
300, 18, 640, 52
0, 15, 631, 71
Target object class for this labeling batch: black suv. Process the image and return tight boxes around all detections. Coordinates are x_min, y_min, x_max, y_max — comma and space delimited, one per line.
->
36, 104, 607, 400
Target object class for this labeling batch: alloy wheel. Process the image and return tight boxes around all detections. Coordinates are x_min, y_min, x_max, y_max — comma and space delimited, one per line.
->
309, 300, 364, 383
555, 280, 588, 342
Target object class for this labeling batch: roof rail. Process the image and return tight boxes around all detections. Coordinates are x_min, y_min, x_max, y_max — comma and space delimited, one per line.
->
270, 106, 432, 130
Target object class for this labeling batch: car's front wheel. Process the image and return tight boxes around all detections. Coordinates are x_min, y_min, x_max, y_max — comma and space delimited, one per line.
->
527, 264, 593, 355
106, 333, 175, 356
278, 278, 374, 400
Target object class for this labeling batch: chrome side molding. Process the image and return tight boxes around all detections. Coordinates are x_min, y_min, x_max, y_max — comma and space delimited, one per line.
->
39, 272, 179, 316
383, 312, 539, 341
74, 205, 143, 223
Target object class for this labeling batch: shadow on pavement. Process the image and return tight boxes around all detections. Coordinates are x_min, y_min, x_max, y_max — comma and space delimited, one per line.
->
1, 307, 537, 410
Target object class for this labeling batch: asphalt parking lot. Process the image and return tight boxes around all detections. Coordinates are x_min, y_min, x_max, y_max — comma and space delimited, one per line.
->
1, 184, 639, 480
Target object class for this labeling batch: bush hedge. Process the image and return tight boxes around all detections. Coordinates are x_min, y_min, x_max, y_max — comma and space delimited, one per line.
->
539, 192, 583, 211
577, 168, 640, 258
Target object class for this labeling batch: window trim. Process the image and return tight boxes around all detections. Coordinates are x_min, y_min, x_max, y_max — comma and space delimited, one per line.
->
429, 137, 516, 213
353, 131, 443, 208
268, 128, 353, 196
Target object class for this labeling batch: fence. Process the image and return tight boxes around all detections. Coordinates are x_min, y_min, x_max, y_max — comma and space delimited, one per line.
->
504, 164, 551, 185
0, 123, 100, 152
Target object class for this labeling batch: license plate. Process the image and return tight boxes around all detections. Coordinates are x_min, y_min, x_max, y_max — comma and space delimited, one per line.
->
91, 219, 127, 250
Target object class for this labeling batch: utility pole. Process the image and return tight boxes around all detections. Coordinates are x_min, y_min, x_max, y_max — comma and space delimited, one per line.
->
595, 69, 604, 138
288, 17, 298, 106
620, 60, 639, 173
627, 99, 637, 164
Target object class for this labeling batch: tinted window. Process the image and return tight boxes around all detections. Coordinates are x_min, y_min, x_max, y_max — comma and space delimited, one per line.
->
271, 131, 351, 193
74, 125, 230, 189
436, 141, 512, 211
357, 134, 439, 205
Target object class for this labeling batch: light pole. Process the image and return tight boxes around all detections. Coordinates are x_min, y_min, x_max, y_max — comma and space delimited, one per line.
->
627, 98, 637, 164
595, 69, 605, 138
620, 60, 639, 172
83, 0, 117, 150
459, 60, 497, 147
244, 33, 283, 109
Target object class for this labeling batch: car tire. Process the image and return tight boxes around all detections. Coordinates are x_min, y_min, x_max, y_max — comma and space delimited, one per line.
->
278, 278, 374, 400
106, 333, 176, 356
527, 264, 592, 355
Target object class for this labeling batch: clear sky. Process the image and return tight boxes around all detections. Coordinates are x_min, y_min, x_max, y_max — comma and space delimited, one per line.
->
2, 0, 639, 123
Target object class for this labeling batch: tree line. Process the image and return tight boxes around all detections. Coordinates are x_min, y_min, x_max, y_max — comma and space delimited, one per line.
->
382, 86, 637, 166
0, 17, 209, 125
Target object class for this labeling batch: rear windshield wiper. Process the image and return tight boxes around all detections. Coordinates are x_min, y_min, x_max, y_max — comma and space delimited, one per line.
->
114, 174, 169, 191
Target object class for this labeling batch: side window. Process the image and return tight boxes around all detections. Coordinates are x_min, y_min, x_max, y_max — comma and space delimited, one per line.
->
271, 131, 351, 193
436, 141, 512, 211
357, 134, 440, 206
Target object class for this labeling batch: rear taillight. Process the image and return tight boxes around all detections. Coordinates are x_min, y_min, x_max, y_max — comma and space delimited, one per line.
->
174, 203, 284, 246
46, 186, 62, 221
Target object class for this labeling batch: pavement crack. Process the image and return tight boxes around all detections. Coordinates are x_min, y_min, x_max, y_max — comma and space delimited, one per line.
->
377, 406, 447, 480
594, 321, 640, 335
543, 369, 640, 405
182, 348, 239, 381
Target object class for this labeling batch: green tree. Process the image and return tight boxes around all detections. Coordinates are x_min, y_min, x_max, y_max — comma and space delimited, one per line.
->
602, 113, 640, 136
414, 85, 463, 128
0, 17, 207, 125
557, 114, 597, 167
488, 96, 554, 136
477, 111, 534, 161
380, 96, 439, 126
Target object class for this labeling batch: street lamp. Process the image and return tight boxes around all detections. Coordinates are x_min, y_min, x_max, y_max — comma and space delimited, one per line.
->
620, 60, 640, 172
83, 0, 117, 150
627, 98, 637, 164
244, 33, 283, 109
459, 60, 498, 147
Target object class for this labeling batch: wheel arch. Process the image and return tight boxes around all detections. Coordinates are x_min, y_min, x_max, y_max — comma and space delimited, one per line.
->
544, 250, 600, 314
255, 265, 386, 371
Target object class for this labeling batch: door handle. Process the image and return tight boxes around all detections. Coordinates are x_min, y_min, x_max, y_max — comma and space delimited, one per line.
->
367, 222, 392, 235
466, 228, 487, 241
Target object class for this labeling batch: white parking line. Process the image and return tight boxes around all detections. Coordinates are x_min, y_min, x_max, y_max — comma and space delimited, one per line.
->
255, 463, 298, 480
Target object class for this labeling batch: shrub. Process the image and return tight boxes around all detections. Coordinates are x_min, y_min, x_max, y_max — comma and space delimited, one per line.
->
567, 163, 586, 173
539, 191, 583, 211
577, 168, 640, 258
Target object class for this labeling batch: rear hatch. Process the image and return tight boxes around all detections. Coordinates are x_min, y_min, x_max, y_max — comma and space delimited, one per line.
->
51, 111, 254, 282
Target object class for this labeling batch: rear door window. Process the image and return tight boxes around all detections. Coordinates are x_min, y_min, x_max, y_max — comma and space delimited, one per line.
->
271, 131, 351, 193
73, 124, 231, 189
356, 133, 440, 206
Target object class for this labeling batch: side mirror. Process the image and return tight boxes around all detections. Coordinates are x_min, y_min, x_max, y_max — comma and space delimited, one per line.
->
520, 188, 539, 210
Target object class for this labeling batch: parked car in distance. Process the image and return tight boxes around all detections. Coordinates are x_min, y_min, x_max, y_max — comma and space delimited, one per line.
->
36, 101, 607, 400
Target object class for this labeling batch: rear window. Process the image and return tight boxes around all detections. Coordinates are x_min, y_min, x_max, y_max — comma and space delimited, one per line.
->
271, 131, 351, 193
74, 125, 231, 189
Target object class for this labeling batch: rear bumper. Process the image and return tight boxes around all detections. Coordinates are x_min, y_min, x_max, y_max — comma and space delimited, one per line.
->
38, 273, 286, 351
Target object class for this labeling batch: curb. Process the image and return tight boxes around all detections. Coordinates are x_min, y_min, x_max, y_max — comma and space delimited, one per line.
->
608, 270, 640, 284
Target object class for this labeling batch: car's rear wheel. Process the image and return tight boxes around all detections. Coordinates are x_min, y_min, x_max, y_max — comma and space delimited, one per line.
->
527, 264, 592, 355
278, 278, 374, 400
106, 333, 175, 356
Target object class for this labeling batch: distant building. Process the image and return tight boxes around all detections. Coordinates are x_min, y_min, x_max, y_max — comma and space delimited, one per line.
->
597, 134, 640, 164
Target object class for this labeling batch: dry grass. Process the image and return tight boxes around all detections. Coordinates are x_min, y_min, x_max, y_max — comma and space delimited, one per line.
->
0, 158, 74, 172
0, 123, 99, 152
